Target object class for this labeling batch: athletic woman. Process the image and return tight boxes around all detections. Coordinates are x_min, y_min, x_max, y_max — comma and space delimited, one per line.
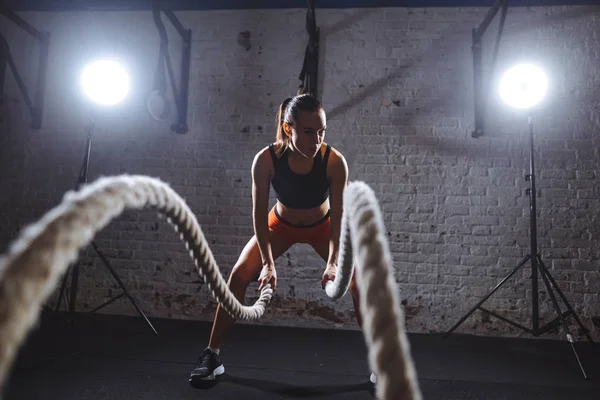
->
189, 94, 375, 385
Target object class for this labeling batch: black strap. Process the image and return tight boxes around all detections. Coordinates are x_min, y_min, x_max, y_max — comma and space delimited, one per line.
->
323, 144, 331, 163
268, 144, 278, 167
323, 144, 331, 176
297, 0, 319, 97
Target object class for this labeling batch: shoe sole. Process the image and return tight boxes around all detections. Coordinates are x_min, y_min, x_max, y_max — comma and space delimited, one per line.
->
189, 365, 225, 383
370, 373, 376, 384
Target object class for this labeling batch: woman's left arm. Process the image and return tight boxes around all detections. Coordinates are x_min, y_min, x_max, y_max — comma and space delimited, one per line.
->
326, 148, 349, 267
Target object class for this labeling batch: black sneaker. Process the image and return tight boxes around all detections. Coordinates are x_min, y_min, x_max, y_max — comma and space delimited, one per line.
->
189, 348, 225, 385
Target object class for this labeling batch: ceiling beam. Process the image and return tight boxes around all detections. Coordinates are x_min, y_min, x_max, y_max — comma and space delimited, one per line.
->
2, 0, 597, 12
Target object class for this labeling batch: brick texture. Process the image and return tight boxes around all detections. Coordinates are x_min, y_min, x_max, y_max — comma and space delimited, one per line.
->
0, 6, 599, 340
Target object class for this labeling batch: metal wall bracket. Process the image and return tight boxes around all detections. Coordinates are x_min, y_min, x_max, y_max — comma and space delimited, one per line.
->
297, 0, 319, 99
471, 0, 508, 138
0, 9, 49, 129
149, 6, 191, 134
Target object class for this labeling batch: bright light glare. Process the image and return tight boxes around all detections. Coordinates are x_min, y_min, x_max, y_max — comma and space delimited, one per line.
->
81, 60, 129, 106
499, 64, 547, 109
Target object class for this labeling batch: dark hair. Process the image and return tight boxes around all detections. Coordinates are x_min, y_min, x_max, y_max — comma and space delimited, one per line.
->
274, 94, 323, 156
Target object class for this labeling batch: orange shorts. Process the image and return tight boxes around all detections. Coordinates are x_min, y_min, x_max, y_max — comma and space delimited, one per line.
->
268, 206, 331, 246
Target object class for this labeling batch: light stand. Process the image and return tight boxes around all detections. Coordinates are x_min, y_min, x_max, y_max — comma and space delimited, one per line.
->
54, 112, 157, 335
444, 109, 595, 379
53, 59, 157, 335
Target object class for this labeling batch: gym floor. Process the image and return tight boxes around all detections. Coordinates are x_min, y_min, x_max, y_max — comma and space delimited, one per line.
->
5, 311, 599, 400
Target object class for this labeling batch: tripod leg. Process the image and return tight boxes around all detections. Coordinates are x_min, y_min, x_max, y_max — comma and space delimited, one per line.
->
444, 255, 530, 338
65, 115, 156, 334
537, 256, 595, 347
90, 241, 158, 335
54, 266, 71, 312
69, 263, 80, 314
538, 259, 589, 380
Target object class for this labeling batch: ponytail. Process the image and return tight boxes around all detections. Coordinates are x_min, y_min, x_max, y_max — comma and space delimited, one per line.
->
275, 97, 293, 156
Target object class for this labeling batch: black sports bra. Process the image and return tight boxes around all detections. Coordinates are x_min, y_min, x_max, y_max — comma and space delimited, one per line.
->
268, 144, 331, 209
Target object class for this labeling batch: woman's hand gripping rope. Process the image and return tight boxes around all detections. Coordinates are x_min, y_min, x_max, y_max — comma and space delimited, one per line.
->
0, 175, 421, 400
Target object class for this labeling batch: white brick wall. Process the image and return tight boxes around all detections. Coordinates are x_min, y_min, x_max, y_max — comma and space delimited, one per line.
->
0, 5, 599, 340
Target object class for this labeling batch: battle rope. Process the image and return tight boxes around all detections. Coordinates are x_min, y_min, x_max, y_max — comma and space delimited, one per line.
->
339, 182, 421, 400
0, 175, 421, 400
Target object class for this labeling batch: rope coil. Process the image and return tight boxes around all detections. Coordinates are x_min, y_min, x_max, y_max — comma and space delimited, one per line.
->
0, 175, 421, 400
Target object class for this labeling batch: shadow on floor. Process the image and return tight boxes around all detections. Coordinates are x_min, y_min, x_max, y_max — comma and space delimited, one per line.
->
192, 373, 375, 397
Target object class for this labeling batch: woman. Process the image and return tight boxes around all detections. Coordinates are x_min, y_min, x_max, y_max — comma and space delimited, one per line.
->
189, 94, 375, 385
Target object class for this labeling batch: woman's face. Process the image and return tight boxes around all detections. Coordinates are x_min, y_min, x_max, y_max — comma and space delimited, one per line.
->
285, 110, 327, 159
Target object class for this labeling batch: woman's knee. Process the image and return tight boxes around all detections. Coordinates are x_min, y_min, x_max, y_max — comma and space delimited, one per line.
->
349, 270, 360, 297
228, 261, 260, 287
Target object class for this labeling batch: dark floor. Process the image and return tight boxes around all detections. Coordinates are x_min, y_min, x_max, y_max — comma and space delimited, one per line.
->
4, 311, 600, 399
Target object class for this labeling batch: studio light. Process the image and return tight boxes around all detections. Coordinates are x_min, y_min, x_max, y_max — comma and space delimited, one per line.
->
80, 59, 130, 106
54, 57, 157, 336
447, 61, 594, 379
499, 63, 547, 110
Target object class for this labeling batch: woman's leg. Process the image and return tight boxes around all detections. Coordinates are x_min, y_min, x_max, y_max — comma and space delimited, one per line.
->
310, 233, 373, 383
208, 232, 292, 349
190, 232, 291, 384
347, 272, 363, 328
310, 238, 363, 328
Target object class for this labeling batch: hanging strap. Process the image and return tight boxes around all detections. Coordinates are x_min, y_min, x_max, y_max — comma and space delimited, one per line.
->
297, 0, 319, 97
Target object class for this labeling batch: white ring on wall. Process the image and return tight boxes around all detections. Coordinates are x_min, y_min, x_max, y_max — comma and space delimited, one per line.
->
146, 89, 171, 122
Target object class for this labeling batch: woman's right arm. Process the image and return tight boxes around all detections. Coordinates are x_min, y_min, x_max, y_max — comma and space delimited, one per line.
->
251, 149, 274, 270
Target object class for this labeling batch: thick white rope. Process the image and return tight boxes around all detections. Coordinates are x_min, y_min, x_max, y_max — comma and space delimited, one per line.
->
0, 175, 421, 400
0, 175, 272, 390
343, 181, 421, 400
